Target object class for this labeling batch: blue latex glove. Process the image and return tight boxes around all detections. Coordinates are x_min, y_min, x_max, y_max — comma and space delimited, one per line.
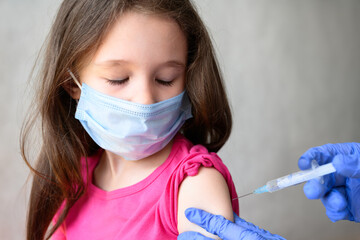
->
177, 208, 285, 240
298, 142, 360, 222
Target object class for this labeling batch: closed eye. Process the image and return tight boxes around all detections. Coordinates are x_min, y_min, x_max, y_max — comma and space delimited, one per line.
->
156, 79, 174, 87
106, 78, 129, 85
106, 78, 174, 87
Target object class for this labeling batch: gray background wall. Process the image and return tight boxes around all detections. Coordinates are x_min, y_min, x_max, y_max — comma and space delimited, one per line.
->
1, 0, 359, 239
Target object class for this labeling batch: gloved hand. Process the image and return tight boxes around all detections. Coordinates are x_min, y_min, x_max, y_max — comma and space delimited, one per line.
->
298, 142, 360, 222
177, 208, 285, 240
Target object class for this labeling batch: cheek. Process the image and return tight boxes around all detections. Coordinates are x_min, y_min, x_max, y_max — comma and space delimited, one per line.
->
177, 74, 186, 92
166, 78, 186, 99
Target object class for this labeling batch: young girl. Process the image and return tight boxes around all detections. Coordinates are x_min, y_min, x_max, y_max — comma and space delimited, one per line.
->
21, 0, 239, 239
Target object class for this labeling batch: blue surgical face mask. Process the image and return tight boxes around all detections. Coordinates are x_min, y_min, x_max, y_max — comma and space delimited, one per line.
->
71, 73, 192, 161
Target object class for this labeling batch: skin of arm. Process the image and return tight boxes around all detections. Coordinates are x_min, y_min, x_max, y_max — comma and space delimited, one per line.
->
177, 166, 235, 239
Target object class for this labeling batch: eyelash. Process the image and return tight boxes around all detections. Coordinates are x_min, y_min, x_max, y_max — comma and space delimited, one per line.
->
107, 78, 128, 85
106, 78, 174, 87
156, 79, 174, 87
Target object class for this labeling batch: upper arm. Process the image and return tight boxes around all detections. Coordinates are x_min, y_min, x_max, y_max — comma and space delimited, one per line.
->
177, 166, 234, 239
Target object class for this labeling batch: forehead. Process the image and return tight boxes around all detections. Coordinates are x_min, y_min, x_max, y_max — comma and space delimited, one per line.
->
92, 11, 188, 67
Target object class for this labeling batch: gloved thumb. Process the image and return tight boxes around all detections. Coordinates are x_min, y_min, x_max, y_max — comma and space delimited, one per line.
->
332, 154, 360, 178
177, 231, 214, 240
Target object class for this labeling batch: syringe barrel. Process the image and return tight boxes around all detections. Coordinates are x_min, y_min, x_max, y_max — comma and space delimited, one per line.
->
266, 179, 282, 192
265, 163, 336, 193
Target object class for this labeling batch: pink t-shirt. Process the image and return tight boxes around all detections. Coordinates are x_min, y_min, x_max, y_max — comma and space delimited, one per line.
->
52, 134, 239, 239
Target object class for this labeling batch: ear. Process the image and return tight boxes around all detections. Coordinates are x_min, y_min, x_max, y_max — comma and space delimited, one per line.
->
64, 82, 81, 100
63, 72, 82, 100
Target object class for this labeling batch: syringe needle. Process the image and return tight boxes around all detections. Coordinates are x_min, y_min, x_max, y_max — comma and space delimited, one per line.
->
232, 192, 253, 200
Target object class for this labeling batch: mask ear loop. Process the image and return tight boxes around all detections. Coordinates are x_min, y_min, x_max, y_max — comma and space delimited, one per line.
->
67, 68, 82, 90
67, 68, 82, 104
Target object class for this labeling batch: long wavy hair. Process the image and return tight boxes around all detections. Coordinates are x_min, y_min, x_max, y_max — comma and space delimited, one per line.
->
21, 0, 232, 239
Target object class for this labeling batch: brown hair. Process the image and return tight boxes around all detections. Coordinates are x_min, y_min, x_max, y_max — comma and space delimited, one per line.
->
21, 0, 232, 239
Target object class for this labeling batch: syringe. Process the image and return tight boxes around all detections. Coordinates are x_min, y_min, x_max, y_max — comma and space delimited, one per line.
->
233, 161, 336, 200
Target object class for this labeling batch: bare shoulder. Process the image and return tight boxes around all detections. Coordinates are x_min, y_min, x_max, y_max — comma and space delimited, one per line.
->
177, 166, 234, 239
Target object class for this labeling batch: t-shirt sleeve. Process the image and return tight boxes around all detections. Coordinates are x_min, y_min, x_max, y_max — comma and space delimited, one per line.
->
162, 143, 239, 234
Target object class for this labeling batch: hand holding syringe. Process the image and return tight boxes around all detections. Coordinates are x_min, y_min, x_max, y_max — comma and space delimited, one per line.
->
234, 160, 336, 199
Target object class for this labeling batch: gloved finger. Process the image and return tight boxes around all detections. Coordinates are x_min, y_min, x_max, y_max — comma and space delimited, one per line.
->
321, 187, 351, 222
303, 178, 332, 199
333, 154, 360, 178
233, 212, 245, 224
177, 231, 213, 240
186, 208, 286, 240
238, 229, 282, 240
325, 207, 351, 222
185, 208, 236, 239
298, 146, 333, 170
233, 212, 258, 232
331, 142, 360, 155
233, 213, 269, 233
321, 187, 347, 212
234, 215, 286, 240
346, 178, 360, 222
307, 172, 336, 197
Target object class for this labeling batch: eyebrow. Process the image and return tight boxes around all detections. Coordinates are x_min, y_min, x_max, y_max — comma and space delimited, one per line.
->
94, 59, 186, 69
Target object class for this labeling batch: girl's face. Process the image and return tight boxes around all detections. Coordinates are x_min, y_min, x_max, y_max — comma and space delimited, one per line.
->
76, 11, 187, 104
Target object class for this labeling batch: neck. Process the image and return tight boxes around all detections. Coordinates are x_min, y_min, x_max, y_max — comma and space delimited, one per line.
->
93, 140, 174, 190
